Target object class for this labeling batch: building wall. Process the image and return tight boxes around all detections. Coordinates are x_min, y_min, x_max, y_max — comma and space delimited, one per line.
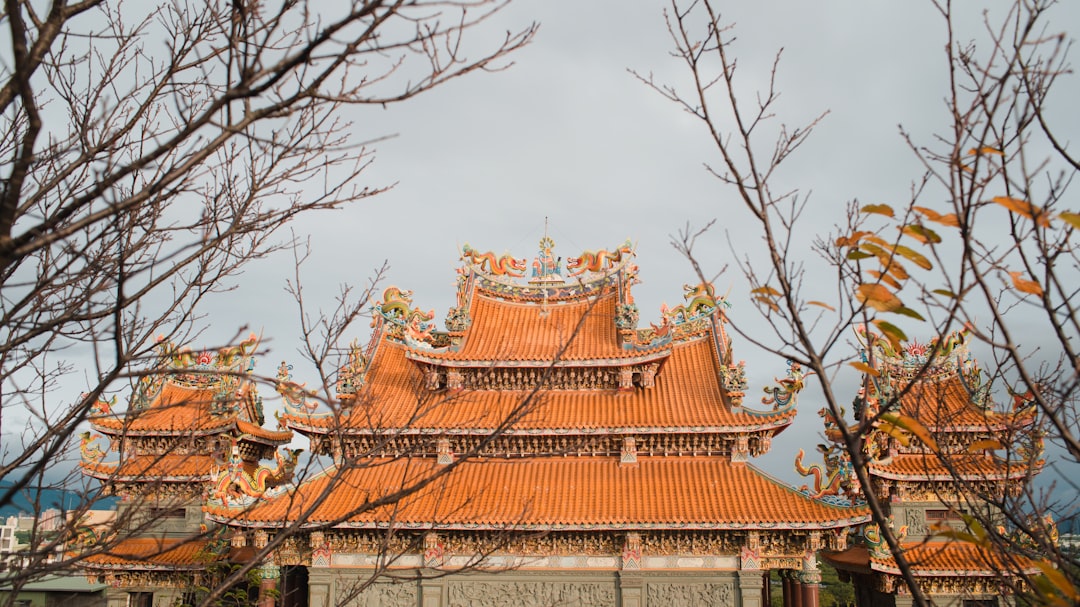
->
306, 567, 764, 607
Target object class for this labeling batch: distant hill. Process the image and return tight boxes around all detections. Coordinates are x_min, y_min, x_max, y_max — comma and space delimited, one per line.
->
0, 480, 116, 517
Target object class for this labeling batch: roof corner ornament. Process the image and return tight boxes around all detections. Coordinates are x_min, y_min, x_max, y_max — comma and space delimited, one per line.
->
761, 360, 812, 411
79, 431, 107, 463
335, 341, 369, 396
276, 360, 320, 416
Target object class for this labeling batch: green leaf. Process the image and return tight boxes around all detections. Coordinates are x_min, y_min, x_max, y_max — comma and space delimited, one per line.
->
846, 250, 874, 261
932, 289, 956, 298
1059, 211, 1080, 230
893, 244, 932, 270
894, 306, 926, 321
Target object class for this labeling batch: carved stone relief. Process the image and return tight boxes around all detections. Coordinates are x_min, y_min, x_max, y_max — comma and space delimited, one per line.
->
645, 582, 735, 607
447, 581, 616, 606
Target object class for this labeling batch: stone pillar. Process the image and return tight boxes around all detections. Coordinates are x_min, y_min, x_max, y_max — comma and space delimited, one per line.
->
799, 579, 819, 607
738, 569, 766, 607
420, 578, 445, 607
618, 572, 644, 607
307, 568, 332, 607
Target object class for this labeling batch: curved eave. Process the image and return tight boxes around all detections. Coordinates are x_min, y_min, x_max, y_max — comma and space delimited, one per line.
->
205, 457, 870, 531
90, 418, 290, 445
282, 418, 796, 436
404, 347, 672, 368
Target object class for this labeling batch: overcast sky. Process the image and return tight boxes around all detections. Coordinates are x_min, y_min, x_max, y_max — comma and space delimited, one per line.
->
179, 1, 1080, 488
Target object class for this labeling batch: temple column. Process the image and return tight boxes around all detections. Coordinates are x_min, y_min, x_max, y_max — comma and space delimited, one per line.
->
762, 569, 771, 607
799, 552, 822, 607
791, 571, 804, 607
258, 561, 280, 607
781, 571, 792, 607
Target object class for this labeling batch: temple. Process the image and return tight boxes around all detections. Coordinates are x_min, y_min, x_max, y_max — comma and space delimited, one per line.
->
78, 336, 297, 607
819, 327, 1042, 607
74, 238, 1044, 607
204, 238, 868, 607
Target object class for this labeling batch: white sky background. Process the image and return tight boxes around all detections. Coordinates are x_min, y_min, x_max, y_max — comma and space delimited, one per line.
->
187, 0, 1079, 492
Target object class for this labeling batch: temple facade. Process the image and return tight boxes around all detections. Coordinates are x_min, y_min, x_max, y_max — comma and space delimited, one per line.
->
79, 335, 296, 607
819, 328, 1041, 607
205, 239, 869, 607
73, 238, 1046, 607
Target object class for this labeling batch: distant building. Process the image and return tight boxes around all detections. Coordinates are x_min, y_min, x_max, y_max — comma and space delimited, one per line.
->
77, 335, 294, 607
821, 329, 1041, 607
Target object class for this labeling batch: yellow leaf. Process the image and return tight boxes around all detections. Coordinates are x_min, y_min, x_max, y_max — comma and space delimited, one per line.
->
967, 439, 1003, 452
1035, 559, 1080, 602
754, 296, 780, 312
836, 231, 871, 248
886, 262, 910, 281
861, 203, 894, 217
867, 270, 901, 290
967, 146, 1004, 156
1059, 211, 1080, 230
912, 206, 960, 227
849, 361, 880, 377
902, 224, 942, 244
807, 300, 836, 311
993, 196, 1051, 227
856, 284, 903, 312
882, 412, 939, 452
751, 285, 782, 297
873, 319, 906, 353
876, 420, 911, 446
1009, 271, 1044, 296
893, 244, 933, 270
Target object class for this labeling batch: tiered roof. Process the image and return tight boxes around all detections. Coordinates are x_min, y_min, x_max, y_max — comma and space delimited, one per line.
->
78, 336, 294, 584
218, 238, 867, 536
820, 327, 1042, 598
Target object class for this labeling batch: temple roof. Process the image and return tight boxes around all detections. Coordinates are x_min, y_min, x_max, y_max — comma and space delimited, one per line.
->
79, 537, 220, 571
287, 333, 793, 434
92, 383, 290, 444
81, 454, 218, 482
410, 290, 668, 365
208, 456, 868, 530
857, 329, 1036, 432
89, 337, 292, 445
867, 453, 1033, 482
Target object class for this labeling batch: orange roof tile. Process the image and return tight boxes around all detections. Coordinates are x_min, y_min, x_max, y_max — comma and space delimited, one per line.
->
871, 540, 1037, 576
420, 291, 662, 363
80, 537, 219, 570
290, 336, 791, 433
92, 382, 291, 444
209, 456, 868, 530
869, 453, 1033, 481
894, 375, 1033, 431
81, 455, 217, 481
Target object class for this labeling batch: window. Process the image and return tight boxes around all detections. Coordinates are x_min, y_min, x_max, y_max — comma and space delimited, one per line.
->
925, 509, 965, 522
963, 600, 998, 607
129, 591, 153, 607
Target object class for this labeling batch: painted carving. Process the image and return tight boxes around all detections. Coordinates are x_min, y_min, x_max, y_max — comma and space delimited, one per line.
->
566, 239, 633, 276
761, 360, 812, 409
462, 244, 527, 277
